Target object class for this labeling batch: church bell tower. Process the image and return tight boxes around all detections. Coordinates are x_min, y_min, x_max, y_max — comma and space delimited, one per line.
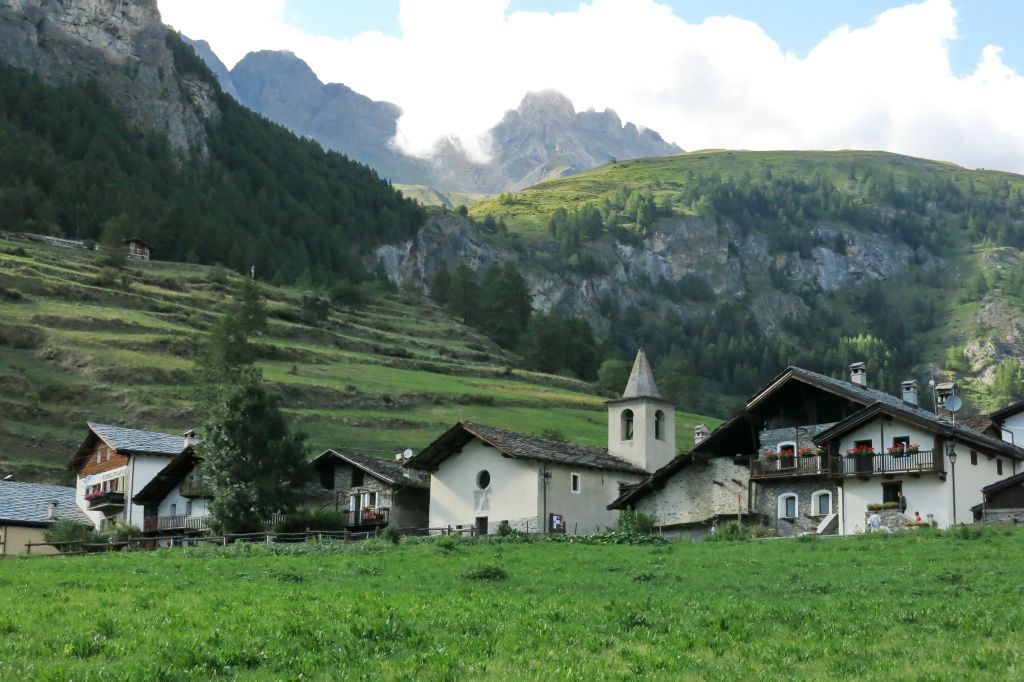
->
607, 350, 676, 472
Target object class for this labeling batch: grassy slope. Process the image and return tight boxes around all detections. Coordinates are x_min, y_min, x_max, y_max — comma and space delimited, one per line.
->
470, 149, 1024, 239
0, 236, 716, 483
1, 528, 1022, 678
394, 183, 484, 209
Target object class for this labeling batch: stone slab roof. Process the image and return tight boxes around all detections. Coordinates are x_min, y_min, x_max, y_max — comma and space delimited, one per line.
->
88, 422, 188, 455
313, 449, 431, 489
408, 422, 647, 474
0, 481, 91, 526
622, 349, 661, 399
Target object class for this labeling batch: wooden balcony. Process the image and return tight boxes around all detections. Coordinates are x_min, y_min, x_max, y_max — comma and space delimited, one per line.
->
179, 480, 214, 498
345, 507, 390, 527
143, 514, 210, 533
87, 491, 125, 511
751, 455, 829, 480
831, 451, 942, 479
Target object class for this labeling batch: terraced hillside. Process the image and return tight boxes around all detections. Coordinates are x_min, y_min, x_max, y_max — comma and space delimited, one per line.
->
0, 235, 716, 484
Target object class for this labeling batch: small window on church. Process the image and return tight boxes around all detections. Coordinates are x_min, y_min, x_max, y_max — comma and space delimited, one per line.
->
622, 410, 634, 441
654, 410, 665, 440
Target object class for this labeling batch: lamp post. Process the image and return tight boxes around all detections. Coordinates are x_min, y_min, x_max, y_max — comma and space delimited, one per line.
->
946, 440, 958, 526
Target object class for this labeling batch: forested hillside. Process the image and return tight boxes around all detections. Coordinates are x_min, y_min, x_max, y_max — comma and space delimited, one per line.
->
380, 151, 1024, 415
0, 34, 423, 285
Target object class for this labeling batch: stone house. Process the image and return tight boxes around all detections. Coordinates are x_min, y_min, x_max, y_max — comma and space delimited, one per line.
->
972, 471, 1024, 523
310, 449, 431, 530
612, 363, 1024, 536
406, 350, 667, 534
0, 481, 92, 555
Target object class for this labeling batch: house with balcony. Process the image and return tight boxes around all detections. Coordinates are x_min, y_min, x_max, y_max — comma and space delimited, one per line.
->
68, 422, 202, 531
611, 363, 1024, 536
309, 449, 431, 531
130, 443, 216, 534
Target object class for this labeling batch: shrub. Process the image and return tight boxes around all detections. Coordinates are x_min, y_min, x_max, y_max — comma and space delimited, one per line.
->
866, 502, 900, 511
275, 508, 348, 532
43, 520, 97, 550
461, 565, 509, 581
748, 525, 778, 538
300, 293, 331, 325
497, 520, 513, 536
99, 522, 141, 543
382, 525, 402, 545
705, 521, 748, 542
618, 509, 657, 535
544, 531, 666, 546
0, 286, 23, 301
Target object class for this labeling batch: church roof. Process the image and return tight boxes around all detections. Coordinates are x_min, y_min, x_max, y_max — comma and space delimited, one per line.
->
622, 349, 661, 399
407, 422, 647, 474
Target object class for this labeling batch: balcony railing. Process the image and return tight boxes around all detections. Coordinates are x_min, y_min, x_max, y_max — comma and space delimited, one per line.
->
751, 455, 829, 479
87, 491, 126, 511
143, 514, 210, 533
831, 450, 941, 477
179, 480, 214, 498
345, 508, 390, 527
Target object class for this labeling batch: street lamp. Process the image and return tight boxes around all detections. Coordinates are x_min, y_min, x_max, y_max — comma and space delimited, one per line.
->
946, 440, 958, 525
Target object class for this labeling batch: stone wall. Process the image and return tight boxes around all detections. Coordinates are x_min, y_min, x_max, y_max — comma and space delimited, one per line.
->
864, 509, 913, 532
635, 457, 750, 529
758, 423, 837, 455
978, 508, 1024, 524
751, 478, 838, 537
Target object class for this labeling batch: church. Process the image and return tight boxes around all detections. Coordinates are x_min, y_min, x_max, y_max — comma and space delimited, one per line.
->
405, 350, 674, 534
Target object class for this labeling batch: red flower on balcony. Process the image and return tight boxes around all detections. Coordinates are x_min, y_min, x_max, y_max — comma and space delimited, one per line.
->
845, 446, 875, 456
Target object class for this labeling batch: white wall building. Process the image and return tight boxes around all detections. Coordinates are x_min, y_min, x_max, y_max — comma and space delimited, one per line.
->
408, 350, 667, 534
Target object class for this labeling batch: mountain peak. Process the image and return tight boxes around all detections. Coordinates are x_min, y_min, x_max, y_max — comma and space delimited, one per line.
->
517, 90, 576, 122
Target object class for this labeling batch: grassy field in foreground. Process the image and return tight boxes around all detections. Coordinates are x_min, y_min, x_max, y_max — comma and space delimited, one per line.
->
1, 527, 1023, 680
0, 236, 718, 483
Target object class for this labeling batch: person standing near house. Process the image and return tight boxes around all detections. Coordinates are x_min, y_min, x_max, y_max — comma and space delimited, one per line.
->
897, 491, 908, 514
914, 511, 922, 523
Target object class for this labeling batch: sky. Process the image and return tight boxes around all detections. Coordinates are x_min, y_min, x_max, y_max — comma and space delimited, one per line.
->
158, 0, 1024, 172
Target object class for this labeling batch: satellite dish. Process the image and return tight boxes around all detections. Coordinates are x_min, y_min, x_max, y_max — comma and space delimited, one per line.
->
403, 449, 414, 460
945, 395, 963, 413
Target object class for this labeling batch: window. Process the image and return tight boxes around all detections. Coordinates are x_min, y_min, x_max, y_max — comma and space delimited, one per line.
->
361, 491, 377, 509
185, 500, 192, 517
170, 503, 177, 516
997, 459, 1003, 475
319, 463, 335, 490
570, 473, 581, 493
778, 442, 796, 456
622, 410, 634, 441
892, 436, 910, 449
778, 493, 798, 519
882, 482, 902, 503
477, 470, 491, 490
654, 410, 665, 440
351, 468, 364, 487
95, 449, 101, 464
811, 490, 832, 516
970, 450, 978, 466
105, 448, 111, 462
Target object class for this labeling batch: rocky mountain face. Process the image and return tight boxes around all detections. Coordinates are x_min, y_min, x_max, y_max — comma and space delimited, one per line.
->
0, 0, 217, 153
192, 46, 679, 193
182, 35, 236, 99
230, 50, 434, 184
375, 213, 930, 341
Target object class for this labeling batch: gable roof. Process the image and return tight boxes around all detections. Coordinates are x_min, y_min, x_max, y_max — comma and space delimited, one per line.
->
132, 451, 200, 505
812, 401, 1024, 460
407, 422, 647, 475
990, 399, 1024, 422
311, 450, 430, 489
70, 422, 189, 471
0, 481, 91, 527
982, 469, 1024, 496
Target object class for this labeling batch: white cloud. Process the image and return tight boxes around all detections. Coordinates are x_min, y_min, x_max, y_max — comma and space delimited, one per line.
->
157, 0, 1024, 172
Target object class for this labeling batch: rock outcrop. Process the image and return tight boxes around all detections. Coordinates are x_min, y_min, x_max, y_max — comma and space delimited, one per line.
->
0, 0, 216, 153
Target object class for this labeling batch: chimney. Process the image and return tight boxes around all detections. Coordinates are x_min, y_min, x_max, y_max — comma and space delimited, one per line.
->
183, 429, 197, 449
849, 362, 867, 387
934, 382, 956, 411
47, 500, 58, 521
901, 380, 919, 406
694, 424, 710, 446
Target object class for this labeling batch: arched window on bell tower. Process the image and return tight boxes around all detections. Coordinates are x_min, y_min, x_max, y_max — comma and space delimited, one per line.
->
622, 409, 634, 441
655, 410, 665, 440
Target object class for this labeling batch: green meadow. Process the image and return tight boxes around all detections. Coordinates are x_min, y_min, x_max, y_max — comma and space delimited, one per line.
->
0, 236, 716, 482
1, 527, 1022, 679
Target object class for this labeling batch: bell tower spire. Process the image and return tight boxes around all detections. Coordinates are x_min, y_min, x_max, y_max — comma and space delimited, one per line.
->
607, 349, 676, 472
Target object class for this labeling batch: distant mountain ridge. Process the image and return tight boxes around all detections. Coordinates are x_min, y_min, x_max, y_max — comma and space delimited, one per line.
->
190, 44, 679, 194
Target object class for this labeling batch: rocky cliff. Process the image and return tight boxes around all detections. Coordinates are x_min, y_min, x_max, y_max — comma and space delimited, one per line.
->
0, 0, 218, 154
